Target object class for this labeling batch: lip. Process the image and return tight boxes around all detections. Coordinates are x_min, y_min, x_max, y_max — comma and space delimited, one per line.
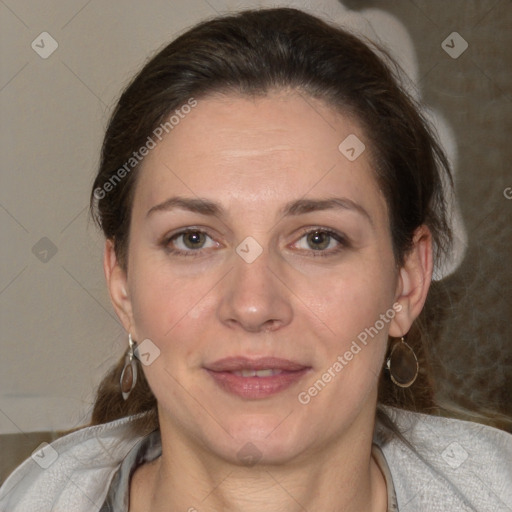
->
205, 356, 311, 399
205, 356, 308, 372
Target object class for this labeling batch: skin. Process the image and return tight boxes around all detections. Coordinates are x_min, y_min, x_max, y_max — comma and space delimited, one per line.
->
104, 91, 433, 512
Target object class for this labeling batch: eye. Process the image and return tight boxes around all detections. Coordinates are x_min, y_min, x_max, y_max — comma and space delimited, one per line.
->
293, 228, 347, 255
165, 229, 218, 254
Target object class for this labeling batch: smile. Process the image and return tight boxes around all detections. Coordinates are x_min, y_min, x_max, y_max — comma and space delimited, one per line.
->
231, 368, 284, 377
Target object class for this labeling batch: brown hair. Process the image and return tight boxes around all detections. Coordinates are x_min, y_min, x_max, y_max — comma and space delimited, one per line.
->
89, 8, 453, 433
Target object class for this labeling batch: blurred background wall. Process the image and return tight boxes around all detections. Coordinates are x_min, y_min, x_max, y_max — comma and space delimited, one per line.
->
1, 0, 510, 482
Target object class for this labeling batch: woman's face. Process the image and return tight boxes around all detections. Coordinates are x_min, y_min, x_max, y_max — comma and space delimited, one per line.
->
111, 91, 412, 464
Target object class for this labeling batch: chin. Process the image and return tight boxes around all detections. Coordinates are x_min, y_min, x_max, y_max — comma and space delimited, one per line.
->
210, 413, 309, 466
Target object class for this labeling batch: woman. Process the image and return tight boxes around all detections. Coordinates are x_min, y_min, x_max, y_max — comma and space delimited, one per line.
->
1, 7, 510, 512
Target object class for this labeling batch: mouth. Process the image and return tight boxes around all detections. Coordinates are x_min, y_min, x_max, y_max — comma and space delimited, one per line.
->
230, 368, 285, 377
204, 356, 311, 399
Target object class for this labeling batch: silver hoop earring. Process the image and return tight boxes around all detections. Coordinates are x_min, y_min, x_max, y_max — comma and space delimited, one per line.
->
385, 336, 419, 388
120, 333, 138, 400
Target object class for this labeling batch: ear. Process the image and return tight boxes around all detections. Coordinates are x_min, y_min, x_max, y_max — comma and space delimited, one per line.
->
104, 239, 134, 332
388, 225, 433, 337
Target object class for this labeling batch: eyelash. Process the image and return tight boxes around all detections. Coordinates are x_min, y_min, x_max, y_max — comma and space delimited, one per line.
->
162, 227, 349, 258
294, 227, 349, 257
162, 228, 216, 258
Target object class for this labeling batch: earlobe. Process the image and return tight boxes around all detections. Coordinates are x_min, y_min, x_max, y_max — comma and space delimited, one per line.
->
388, 226, 433, 337
103, 239, 134, 332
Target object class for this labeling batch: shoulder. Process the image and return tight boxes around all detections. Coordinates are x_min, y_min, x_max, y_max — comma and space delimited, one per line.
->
378, 406, 512, 511
0, 415, 145, 512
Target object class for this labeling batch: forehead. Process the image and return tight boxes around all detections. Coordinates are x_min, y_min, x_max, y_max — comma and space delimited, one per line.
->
132, 91, 387, 224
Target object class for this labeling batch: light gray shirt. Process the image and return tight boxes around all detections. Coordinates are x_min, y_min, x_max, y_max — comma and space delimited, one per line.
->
1, 406, 511, 511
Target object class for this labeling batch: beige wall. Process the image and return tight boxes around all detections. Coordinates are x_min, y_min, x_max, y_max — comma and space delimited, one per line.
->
1, 0, 510, 445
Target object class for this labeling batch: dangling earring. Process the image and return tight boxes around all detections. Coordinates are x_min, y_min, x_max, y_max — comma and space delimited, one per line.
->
385, 336, 419, 388
120, 333, 138, 400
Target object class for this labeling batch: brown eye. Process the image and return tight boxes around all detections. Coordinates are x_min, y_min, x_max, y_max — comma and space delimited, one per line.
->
166, 229, 217, 254
292, 228, 348, 257
306, 230, 332, 250
182, 231, 206, 249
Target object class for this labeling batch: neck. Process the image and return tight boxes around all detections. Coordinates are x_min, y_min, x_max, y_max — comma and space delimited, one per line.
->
130, 407, 387, 512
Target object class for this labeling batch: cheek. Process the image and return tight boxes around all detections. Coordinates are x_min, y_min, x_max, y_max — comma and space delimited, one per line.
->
296, 270, 395, 411
295, 255, 397, 404
126, 262, 216, 393
296, 256, 396, 341
127, 254, 206, 340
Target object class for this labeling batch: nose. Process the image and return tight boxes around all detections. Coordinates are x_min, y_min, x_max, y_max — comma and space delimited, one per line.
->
217, 248, 293, 333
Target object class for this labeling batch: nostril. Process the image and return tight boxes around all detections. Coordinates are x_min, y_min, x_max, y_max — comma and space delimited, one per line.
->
223, 317, 281, 333
261, 319, 283, 332
217, 266, 294, 332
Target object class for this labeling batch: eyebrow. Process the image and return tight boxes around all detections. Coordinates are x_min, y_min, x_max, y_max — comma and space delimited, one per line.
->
280, 198, 373, 225
147, 197, 221, 217
146, 196, 373, 225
